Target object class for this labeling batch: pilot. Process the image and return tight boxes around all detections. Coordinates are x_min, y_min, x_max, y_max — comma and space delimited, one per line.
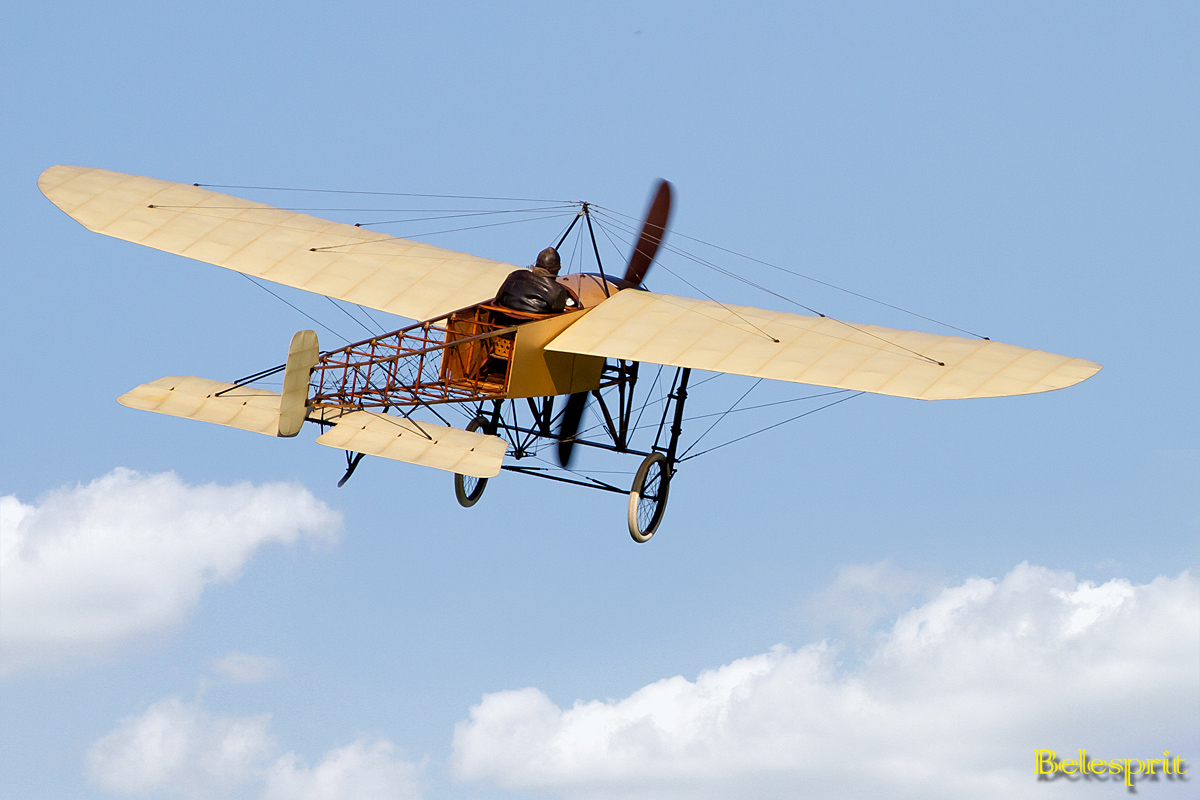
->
494, 246, 576, 314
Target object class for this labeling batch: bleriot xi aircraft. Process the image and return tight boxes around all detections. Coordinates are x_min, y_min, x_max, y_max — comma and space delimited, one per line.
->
40, 166, 1101, 541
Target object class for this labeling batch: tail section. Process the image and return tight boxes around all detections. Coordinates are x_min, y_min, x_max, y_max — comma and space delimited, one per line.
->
118, 376, 281, 435
278, 330, 318, 437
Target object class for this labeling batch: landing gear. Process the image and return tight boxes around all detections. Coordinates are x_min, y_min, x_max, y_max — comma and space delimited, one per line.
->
628, 452, 670, 542
468, 367, 690, 542
454, 416, 492, 508
626, 366, 688, 542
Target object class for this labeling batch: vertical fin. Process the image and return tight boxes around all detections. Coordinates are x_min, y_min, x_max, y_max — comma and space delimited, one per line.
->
278, 330, 319, 437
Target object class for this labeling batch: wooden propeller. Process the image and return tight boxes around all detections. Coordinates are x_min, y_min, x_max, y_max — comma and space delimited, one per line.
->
556, 391, 589, 468
622, 179, 673, 287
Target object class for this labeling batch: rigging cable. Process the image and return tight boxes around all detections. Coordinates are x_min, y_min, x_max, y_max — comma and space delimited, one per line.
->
568, 370, 726, 443
607, 388, 853, 437
147, 204, 572, 215
354, 304, 389, 336
630, 364, 665, 434
194, 182, 572, 204
592, 211, 945, 367
239, 274, 349, 344
679, 392, 864, 462
310, 211, 578, 252
323, 296, 380, 338
354, 205, 577, 228
593, 204, 989, 340
591, 217, 781, 344
678, 378, 763, 459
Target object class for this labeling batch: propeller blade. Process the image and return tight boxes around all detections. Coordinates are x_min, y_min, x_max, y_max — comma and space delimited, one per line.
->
556, 391, 589, 468
622, 179, 673, 287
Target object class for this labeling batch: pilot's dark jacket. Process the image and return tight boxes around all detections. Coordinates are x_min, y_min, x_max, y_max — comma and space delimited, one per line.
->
494, 269, 571, 314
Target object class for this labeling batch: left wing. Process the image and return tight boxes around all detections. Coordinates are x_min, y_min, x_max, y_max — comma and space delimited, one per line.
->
544, 290, 1100, 400
39, 165, 518, 322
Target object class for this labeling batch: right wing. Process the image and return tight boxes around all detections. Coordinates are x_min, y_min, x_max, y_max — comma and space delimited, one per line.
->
39, 165, 519, 322
544, 290, 1101, 400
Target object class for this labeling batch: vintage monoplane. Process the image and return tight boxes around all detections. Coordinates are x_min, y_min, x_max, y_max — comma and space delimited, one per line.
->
39, 166, 1101, 541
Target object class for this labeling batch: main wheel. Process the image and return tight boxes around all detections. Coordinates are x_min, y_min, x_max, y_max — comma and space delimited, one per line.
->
628, 452, 670, 542
454, 416, 492, 508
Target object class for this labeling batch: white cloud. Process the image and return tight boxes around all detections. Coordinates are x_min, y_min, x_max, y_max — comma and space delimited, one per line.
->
0, 468, 341, 675
262, 740, 421, 800
805, 561, 936, 644
213, 652, 285, 684
88, 698, 421, 800
451, 564, 1200, 800
87, 698, 275, 799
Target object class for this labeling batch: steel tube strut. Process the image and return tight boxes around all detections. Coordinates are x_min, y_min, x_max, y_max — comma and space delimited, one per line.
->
665, 367, 691, 467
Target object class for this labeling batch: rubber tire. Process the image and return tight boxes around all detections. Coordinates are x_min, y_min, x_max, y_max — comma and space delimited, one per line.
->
454, 416, 492, 508
628, 452, 670, 543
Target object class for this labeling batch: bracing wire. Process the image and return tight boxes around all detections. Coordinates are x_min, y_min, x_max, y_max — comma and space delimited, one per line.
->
240, 274, 349, 343
590, 217, 782, 344
631, 364, 664, 434
593, 210, 945, 366
593, 208, 827, 315
147, 205, 572, 215
194, 182, 573, 204
354, 304, 389, 336
355, 205, 577, 228
680, 392, 864, 461
310, 211, 578, 251
324, 296, 377, 338
593, 204, 989, 340
602, 388, 851, 438
569, 371, 727, 443
550, 212, 583, 252
678, 378, 763, 459
529, 454, 636, 477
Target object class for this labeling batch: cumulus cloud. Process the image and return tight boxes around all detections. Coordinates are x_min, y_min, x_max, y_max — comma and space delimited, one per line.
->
806, 561, 936, 645
88, 697, 421, 800
1, 468, 341, 675
87, 697, 275, 798
262, 740, 421, 800
452, 564, 1199, 800
213, 652, 285, 684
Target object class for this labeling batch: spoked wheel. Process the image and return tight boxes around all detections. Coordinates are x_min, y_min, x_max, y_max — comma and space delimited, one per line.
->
454, 416, 492, 508
628, 452, 671, 542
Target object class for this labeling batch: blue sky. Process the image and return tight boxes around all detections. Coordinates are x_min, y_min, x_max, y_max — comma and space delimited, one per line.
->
2, 3, 1197, 799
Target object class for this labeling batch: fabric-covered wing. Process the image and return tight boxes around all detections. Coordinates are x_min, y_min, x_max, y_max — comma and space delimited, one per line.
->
314, 411, 507, 478
117, 376, 282, 435
545, 291, 1100, 400
39, 165, 518, 322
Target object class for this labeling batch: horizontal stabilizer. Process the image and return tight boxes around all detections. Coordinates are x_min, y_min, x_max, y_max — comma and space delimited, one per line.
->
118, 376, 281, 436
314, 411, 506, 478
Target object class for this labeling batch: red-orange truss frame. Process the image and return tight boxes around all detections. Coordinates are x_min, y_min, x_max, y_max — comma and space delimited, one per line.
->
308, 305, 519, 415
